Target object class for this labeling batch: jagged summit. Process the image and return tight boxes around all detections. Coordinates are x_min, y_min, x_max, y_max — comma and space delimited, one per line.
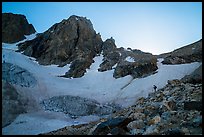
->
2, 13, 36, 43
17, 15, 103, 78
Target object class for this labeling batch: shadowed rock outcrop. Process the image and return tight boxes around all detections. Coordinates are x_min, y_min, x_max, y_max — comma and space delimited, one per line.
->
113, 50, 158, 79
98, 38, 119, 72
181, 64, 202, 84
98, 38, 158, 79
160, 39, 202, 64
98, 38, 158, 78
2, 13, 36, 43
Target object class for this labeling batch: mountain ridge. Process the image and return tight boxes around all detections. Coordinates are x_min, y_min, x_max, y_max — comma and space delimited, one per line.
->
16, 14, 158, 79
157, 39, 202, 64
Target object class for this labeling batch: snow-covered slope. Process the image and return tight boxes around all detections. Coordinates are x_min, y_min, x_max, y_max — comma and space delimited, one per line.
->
2, 33, 37, 51
2, 34, 202, 135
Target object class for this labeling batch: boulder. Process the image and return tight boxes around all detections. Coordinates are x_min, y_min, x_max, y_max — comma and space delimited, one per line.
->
92, 117, 132, 135
127, 119, 145, 130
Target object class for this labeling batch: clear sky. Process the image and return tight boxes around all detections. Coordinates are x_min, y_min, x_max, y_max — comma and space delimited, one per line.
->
2, 2, 202, 55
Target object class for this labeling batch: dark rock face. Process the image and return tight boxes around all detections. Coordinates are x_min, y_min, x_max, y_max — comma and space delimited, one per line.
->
113, 50, 158, 79
98, 38, 119, 72
161, 39, 202, 64
18, 15, 103, 78
64, 57, 93, 78
184, 101, 202, 111
114, 58, 158, 79
164, 128, 185, 135
98, 38, 158, 79
102, 37, 117, 56
2, 13, 36, 43
181, 65, 202, 84
2, 80, 26, 128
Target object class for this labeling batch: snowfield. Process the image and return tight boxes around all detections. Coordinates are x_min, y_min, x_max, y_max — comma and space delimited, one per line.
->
2, 34, 202, 135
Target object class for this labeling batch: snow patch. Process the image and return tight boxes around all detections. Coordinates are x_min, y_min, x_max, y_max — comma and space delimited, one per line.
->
112, 63, 117, 69
24, 33, 37, 41
2, 33, 37, 51
125, 56, 135, 62
2, 111, 100, 135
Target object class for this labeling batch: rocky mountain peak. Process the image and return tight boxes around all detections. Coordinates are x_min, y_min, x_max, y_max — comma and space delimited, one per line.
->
2, 13, 36, 43
17, 15, 103, 78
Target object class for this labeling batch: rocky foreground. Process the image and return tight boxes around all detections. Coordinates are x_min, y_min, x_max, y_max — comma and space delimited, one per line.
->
42, 79, 202, 135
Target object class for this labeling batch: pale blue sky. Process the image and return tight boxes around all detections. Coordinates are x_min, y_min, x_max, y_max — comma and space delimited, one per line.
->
2, 2, 202, 55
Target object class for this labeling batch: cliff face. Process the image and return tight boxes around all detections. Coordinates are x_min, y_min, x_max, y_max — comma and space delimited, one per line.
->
2, 13, 36, 43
